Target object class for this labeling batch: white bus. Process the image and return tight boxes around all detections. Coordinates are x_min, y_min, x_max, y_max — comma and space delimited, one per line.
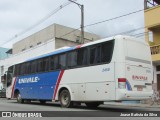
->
4, 35, 153, 108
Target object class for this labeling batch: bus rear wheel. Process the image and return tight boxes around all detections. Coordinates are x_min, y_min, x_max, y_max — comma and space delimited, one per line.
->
17, 93, 24, 103
85, 102, 102, 108
59, 89, 73, 108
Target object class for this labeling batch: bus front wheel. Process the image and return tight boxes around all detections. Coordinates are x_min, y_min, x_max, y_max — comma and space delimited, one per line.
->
17, 93, 24, 103
59, 89, 73, 108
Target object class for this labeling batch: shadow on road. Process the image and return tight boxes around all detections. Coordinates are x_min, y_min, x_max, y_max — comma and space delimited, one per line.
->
7, 99, 149, 112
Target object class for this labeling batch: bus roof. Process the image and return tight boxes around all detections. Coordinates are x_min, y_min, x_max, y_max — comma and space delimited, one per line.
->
26, 46, 75, 62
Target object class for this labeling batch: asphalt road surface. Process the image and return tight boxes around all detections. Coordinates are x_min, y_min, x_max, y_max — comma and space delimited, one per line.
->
0, 98, 160, 118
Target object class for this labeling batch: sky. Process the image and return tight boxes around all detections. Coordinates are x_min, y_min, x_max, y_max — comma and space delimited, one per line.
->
0, 0, 145, 48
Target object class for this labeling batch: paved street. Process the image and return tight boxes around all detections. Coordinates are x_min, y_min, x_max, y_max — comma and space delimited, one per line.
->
0, 98, 159, 112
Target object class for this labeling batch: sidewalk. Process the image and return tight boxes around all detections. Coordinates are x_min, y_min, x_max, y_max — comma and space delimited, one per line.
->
104, 102, 160, 108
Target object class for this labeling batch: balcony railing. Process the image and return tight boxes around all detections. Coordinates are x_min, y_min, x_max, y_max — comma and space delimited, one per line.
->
150, 44, 160, 55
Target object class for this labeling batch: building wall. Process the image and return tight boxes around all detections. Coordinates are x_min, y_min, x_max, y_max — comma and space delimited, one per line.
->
54, 24, 100, 43
12, 24, 101, 54
55, 38, 78, 49
144, 5, 160, 44
144, 5, 160, 91
13, 24, 55, 54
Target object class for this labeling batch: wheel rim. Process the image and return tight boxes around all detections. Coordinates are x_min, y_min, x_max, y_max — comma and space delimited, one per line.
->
61, 92, 69, 106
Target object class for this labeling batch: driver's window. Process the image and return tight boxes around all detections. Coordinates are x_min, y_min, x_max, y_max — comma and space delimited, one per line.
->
7, 66, 13, 87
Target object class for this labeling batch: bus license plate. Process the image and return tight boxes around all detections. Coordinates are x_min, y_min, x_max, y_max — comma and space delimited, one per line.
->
137, 87, 143, 91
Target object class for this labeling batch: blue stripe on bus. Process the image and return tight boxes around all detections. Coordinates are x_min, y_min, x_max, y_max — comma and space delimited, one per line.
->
126, 80, 132, 91
26, 46, 75, 62
14, 71, 60, 100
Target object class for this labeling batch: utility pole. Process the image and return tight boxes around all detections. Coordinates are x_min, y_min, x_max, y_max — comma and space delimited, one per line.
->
68, 0, 84, 44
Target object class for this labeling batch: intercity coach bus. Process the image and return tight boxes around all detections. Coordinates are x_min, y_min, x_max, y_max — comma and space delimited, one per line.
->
4, 35, 153, 108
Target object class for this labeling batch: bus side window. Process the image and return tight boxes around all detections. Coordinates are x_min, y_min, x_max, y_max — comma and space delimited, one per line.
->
37, 59, 43, 73
50, 56, 54, 70
67, 50, 77, 68
90, 45, 101, 65
14, 65, 19, 76
59, 54, 66, 69
20, 63, 25, 75
26, 62, 31, 74
43, 57, 49, 72
101, 41, 114, 63
77, 48, 88, 66
31, 61, 37, 74
50, 55, 59, 71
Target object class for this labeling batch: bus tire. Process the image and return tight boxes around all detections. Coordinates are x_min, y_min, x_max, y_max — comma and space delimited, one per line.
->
59, 89, 73, 108
85, 102, 101, 108
17, 93, 24, 104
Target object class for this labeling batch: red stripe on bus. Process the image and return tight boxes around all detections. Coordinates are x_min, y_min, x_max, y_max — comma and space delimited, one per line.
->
53, 70, 65, 100
11, 77, 17, 98
76, 44, 83, 49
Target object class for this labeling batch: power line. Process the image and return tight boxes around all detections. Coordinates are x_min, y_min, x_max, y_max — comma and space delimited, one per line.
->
57, 9, 145, 39
0, 0, 77, 47
0, 7, 147, 46
84, 9, 144, 27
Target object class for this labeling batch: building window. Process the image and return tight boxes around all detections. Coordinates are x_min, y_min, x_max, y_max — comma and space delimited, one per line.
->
156, 65, 160, 71
22, 48, 26, 51
37, 42, 41, 45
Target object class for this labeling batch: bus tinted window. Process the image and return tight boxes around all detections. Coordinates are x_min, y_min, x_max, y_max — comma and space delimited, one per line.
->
90, 45, 101, 64
26, 62, 31, 74
31, 61, 37, 73
14, 64, 20, 76
77, 48, 88, 66
20, 64, 25, 75
101, 40, 114, 63
59, 54, 66, 69
50, 56, 59, 70
37, 59, 43, 72
43, 57, 49, 72
67, 51, 77, 68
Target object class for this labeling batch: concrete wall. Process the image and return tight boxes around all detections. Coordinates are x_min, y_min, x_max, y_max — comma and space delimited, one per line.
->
55, 38, 78, 49
54, 24, 100, 43
144, 5, 160, 44
12, 24, 101, 54
13, 24, 55, 54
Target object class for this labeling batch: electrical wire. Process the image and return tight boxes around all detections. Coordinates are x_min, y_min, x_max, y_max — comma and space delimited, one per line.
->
0, 0, 77, 46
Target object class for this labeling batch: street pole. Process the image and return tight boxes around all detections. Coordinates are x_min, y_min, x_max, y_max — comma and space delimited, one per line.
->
68, 0, 84, 44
